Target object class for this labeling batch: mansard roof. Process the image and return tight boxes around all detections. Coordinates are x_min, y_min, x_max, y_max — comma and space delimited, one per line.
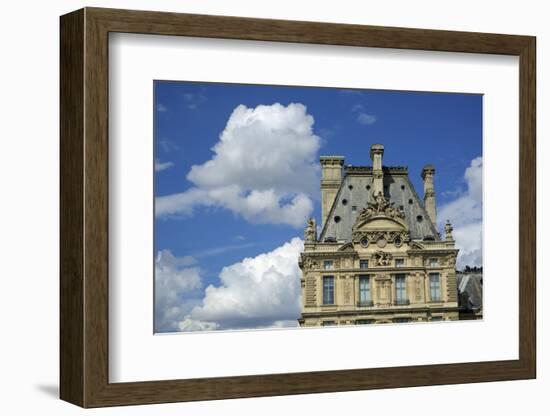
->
319, 165, 440, 242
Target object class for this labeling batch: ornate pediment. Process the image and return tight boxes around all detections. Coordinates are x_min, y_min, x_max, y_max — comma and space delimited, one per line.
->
353, 191, 407, 231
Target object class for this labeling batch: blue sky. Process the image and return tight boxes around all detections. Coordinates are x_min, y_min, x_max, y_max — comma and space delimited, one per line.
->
153, 81, 482, 332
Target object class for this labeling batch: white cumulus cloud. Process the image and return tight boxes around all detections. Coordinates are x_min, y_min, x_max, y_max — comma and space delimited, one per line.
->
155, 103, 321, 228
154, 249, 203, 332
438, 157, 483, 269
181, 238, 304, 331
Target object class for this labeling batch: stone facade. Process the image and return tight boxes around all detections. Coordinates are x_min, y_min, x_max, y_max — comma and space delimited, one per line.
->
299, 144, 459, 326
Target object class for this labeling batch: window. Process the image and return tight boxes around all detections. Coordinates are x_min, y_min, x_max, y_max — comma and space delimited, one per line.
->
431, 316, 443, 321
334, 216, 341, 223
342, 199, 348, 205
429, 258, 439, 267
322, 321, 336, 326
395, 258, 404, 267
323, 276, 334, 305
359, 276, 371, 304
393, 317, 411, 323
360, 259, 369, 269
351, 205, 357, 213
429, 273, 441, 301
356, 319, 374, 325
323, 260, 333, 270
395, 274, 408, 305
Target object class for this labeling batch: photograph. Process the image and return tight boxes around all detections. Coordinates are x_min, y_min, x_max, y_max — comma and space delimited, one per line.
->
153, 81, 483, 332
48, 3, 539, 410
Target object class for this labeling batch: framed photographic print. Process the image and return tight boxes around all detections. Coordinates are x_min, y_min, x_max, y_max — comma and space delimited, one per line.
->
60, 7, 536, 408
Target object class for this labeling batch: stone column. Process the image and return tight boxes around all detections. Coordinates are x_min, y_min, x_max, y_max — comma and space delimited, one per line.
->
320, 156, 344, 227
421, 164, 436, 225
370, 144, 384, 197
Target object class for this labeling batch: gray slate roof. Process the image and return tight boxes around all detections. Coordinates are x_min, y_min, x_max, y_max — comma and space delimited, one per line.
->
319, 166, 440, 242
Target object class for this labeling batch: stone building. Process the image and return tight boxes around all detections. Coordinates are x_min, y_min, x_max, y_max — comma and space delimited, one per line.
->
298, 144, 459, 326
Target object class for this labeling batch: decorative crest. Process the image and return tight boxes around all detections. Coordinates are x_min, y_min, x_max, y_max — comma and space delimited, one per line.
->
355, 191, 405, 226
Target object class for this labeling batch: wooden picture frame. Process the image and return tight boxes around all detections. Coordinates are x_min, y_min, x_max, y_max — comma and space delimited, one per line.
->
60, 7, 536, 408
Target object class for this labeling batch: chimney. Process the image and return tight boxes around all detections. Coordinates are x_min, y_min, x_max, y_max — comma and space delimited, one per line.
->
320, 156, 344, 227
421, 165, 436, 224
370, 144, 384, 197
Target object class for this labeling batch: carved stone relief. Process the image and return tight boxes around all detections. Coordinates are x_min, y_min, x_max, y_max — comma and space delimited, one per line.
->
354, 192, 406, 227
374, 250, 392, 266
353, 230, 410, 246
300, 256, 318, 271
